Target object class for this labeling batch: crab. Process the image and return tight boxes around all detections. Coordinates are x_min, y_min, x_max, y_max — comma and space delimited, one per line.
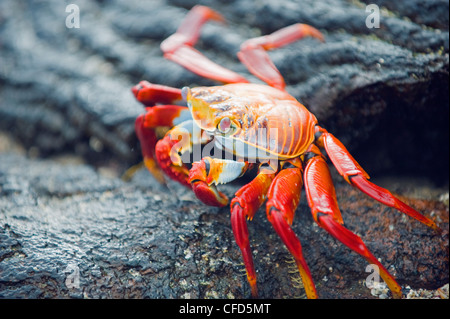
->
131, 6, 439, 298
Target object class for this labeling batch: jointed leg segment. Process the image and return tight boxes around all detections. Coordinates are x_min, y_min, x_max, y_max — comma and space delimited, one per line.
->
238, 23, 324, 90
266, 167, 318, 299
303, 154, 403, 298
315, 126, 439, 231
161, 6, 249, 84
160, 5, 324, 88
231, 172, 275, 297
133, 83, 190, 185
188, 158, 276, 297
132, 81, 183, 106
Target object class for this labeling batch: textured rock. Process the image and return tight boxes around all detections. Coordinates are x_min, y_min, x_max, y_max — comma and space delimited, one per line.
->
0, 0, 448, 182
0, 0, 448, 299
0, 150, 447, 299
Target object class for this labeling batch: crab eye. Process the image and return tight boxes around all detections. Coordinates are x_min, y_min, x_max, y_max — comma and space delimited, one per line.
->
217, 117, 231, 134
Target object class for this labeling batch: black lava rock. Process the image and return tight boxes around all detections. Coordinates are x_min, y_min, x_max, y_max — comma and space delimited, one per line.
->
0, 0, 448, 299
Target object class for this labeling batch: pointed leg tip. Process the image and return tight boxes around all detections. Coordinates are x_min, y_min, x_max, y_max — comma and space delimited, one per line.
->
395, 199, 442, 232
349, 174, 441, 231
249, 280, 258, 298
393, 292, 404, 299
143, 158, 167, 185
432, 224, 443, 234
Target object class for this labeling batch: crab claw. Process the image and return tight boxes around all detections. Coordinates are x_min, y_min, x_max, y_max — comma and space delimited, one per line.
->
189, 161, 228, 207
191, 180, 229, 207
189, 157, 249, 207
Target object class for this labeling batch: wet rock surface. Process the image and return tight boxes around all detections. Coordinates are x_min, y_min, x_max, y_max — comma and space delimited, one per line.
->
0, 149, 448, 299
0, 0, 448, 299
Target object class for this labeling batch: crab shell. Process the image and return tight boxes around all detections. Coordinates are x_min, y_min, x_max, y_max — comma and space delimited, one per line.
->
184, 83, 318, 161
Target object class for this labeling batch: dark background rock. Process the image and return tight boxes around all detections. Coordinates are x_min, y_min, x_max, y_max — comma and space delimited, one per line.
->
0, 0, 448, 299
1, 0, 448, 183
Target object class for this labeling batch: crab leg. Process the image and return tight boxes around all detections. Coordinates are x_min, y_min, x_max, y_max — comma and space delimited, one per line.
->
188, 158, 275, 296
315, 127, 439, 231
154, 135, 190, 188
133, 81, 190, 184
135, 107, 186, 184
266, 167, 318, 299
238, 24, 324, 90
231, 171, 276, 297
161, 5, 249, 84
304, 155, 403, 298
154, 119, 210, 188
132, 81, 183, 106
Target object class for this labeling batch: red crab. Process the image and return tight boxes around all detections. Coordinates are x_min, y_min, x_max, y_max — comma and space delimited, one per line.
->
131, 6, 439, 298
